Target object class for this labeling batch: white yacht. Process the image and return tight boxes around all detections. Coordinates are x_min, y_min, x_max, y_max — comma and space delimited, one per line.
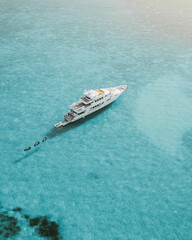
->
55, 85, 127, 128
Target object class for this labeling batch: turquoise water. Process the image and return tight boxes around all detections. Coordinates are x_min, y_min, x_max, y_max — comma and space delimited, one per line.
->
0, 0, 192, 239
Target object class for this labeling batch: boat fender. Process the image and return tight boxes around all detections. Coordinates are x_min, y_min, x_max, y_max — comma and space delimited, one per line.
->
24, 147, 31, 151
34, 141, 40, 146
42, 137, 47, 142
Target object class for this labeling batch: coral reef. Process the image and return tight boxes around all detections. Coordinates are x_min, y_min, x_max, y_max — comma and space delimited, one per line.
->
12, 207, 22, 212
0, 205, 62, 239
0, 213, 21, 239
29, 216, 61, 240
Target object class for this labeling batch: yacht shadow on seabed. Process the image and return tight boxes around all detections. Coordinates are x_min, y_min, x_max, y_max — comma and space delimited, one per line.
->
47, 103, 113, 139
14, 148, 39, 164
14, 103, 113, 164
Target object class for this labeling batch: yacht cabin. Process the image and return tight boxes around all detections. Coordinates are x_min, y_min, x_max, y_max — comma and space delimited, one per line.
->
64, 89, 111, 121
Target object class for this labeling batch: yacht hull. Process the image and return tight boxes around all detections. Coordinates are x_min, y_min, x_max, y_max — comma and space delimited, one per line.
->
55, 85, 126, 128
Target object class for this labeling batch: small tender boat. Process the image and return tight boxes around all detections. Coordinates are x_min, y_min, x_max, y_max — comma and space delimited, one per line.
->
24, 147, 31, 151
34, 141, 40, 146
55, 85, 126, 128
42, 137, 47, 142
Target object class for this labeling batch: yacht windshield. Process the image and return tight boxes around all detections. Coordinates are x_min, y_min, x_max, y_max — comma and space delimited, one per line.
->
70, 109, 77, 115
81, 95, 92, 102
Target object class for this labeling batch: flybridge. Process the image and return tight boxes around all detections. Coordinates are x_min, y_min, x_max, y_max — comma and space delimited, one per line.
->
81, 95, 93, 104
84, 89, 105, 99
70, 89, 107, 113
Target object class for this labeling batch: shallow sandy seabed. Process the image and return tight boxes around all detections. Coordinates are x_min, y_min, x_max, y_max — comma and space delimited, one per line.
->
0, 0, 192, 239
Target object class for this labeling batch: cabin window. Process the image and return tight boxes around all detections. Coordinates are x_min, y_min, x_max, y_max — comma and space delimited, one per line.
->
70, 109, 77, 114
78, 111, 86, 115
90, 102, 104, 109
95, 97, 103, 102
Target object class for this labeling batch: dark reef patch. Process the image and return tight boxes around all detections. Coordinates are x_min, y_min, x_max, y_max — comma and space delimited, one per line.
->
0, 205, 62, 239
28, 216, 61, 240
0, 213, 21, 239
29, 217, 41, 227
12, 207, 22, 212
36, 217, 60, 240
24, 214, 29, 219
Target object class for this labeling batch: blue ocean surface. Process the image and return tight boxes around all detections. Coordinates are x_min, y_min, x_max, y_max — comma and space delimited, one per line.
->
0, 0, 192, 239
